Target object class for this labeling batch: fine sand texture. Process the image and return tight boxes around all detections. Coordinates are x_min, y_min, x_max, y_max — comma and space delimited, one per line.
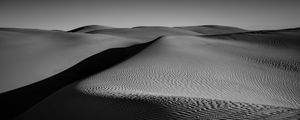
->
1, 25, 300, 119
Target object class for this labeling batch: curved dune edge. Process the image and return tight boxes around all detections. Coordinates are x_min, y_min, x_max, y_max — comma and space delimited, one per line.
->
0, 28, 144, 93
77, 36, 300, 108
177, 25, 249, 35
2, 26, 300, 119
68, 25, 114, 33
18, 35, 300, 120
202, 27, 300, 48
85, 27, 201, 41
0, 39, 157, 120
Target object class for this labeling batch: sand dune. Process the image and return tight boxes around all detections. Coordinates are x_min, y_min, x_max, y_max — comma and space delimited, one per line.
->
177, 25, 249, 35
0, 28, 140, 93
69, 25, 114, 33
85, 26, 201, 41
0, 39, 155, 119
204, 27, 300, 48
77, 35, 300, 108
1, 26, 300, 119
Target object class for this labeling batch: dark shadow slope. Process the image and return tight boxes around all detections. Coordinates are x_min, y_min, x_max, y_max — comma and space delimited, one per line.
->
0, 38, 158, 120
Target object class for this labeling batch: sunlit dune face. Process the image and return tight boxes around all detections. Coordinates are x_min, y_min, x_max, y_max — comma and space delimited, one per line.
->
2, 26, 300, 120
78, 36, 300, 108
1, 0, 300, 119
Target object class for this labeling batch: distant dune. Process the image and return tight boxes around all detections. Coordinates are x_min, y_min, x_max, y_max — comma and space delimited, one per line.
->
204, 27, 300, 49
177, 25, 249, 35
86, 26, 201, 41
0, 25, 299, 119
68, 25, 114, 33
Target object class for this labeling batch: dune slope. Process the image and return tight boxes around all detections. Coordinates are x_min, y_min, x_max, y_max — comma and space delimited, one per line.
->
177, 25, 249, 35
18, 34, 300, 119
68, 25, 114, 33
0, 38, 156, 119
86, 26, 201, 41
0, 28, 140, 93
77, 35, 300, 108
204, 27, 300, 49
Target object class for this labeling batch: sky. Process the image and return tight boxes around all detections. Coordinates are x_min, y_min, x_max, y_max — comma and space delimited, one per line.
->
0, 0, 300, 30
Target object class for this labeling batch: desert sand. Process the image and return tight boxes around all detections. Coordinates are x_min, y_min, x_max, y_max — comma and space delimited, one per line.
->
69, 25, 114, 33
0, 25, 299, 119
0, 28, 142, 93
177, 25, 249, 35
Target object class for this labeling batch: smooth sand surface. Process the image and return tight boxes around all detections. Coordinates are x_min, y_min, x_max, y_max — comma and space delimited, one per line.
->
177, 25, 249, 35
86, 26, 201, 41
0, 28, 139, 93
69, 25, 114, 33
1, 26, 300, 119
204, 28, 300, 49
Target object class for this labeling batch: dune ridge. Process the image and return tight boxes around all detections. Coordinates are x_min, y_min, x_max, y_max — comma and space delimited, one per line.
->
177, 25, 249, 35
85, 26, 201, 41
202, 27, 300, 48
77, 36, 300, 107
68, 25, 114, 33
0, 30, 157, 119
1, 26, 300, 119
0, 28, 145, 93
18, 35, 300, 120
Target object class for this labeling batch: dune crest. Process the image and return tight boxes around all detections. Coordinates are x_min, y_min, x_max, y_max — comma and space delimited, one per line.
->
86, 26, 201, 41
1, 25, 300, 119
0, 28, 141, 93
68, 25, 114, 33
77, 36, 300, 108
177, 25, 249, 35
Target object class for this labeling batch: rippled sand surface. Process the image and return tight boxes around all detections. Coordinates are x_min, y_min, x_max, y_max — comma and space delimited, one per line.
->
79, 36, 300, 108
1, 25, 300, 119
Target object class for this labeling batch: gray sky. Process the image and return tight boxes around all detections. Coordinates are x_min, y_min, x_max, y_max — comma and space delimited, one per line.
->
0, 0, 300, 30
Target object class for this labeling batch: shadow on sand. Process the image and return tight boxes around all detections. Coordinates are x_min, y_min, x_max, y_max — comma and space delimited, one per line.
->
0, 38, 159, 119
